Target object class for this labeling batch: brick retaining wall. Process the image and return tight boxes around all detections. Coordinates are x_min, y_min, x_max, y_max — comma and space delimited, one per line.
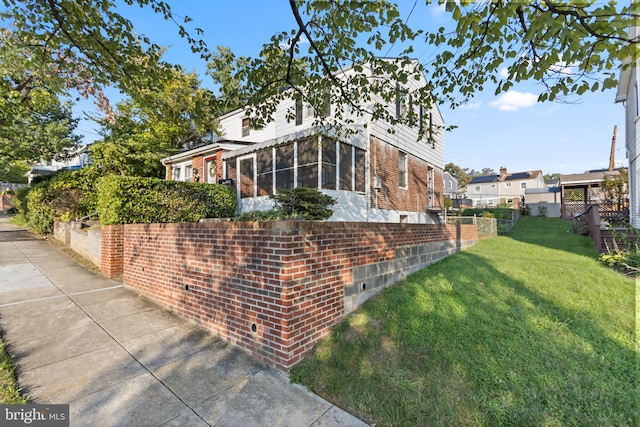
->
101, 221, 477, 370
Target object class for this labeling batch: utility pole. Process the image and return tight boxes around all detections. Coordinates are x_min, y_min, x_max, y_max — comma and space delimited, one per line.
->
609, 125, 617, 171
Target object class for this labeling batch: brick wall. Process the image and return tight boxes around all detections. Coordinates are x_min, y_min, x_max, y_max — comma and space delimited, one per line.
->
101, 225, 124, 278
101, 220, 477, 370
192, 155, 204, 182
370, 136, 435, 213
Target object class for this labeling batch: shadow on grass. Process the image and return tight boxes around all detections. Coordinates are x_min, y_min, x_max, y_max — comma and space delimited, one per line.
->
506, 216, 598, 258
292, 233, 636, 426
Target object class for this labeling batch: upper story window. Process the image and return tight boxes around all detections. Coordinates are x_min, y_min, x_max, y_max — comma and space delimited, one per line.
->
304, 104, 314, 118
241, 117, 250, 137
396, 83, 408, 119
505, 182, 512, 188
398, 151, 408, 188
520, 182, 527, 189
474, 185, 481, 193
490, 183, 496, 188
295, 97, 303, 126
448, 181, 453, 189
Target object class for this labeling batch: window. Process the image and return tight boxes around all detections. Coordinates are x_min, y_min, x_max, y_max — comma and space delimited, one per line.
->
305, 103, 314, 118
488, 200, 494, 206
398, 151, 407, 188
355, 148, 366, 193
224, 158, 236, 182
295, 97, 303, 126
339, 142, 353, 191
172, 166, 181, 181
239, 158, 254, 198
241, 117, 250, 137
408, 94, 415, 126
419, 105, 425, 133
505, 182, 512, 188
399, 214, 408, 224
475, 185, 481, 193
322, 139, 337, 190
184, 165, 192, 182
520, 182, 527, 189
275, 143, 295, 191
396, 83, 408, 119
256, 149, 273, 195
448, 181, 452, 189
490, 183, 496, 188
297, 139, 319, 188
321, 88, 331, 118
635, 82, 639, 117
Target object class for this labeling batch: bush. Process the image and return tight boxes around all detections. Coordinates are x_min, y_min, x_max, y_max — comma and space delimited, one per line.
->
537, 206, 548, 217
14, 168, 102, 234
235, 209, 286, 221
269, 187, 336, 220
97, 175, 237, 225
462, 208, 513, 220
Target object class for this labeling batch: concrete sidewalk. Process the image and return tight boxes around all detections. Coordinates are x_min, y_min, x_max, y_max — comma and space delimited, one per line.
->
0, 214, 368, 426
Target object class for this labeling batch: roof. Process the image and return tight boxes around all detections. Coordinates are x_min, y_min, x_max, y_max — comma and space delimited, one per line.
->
469, 175, 499, 184
616, 25, 638, 103
559, 170, 621, 186
505, 172, 531, 180
160, 139, 253, 164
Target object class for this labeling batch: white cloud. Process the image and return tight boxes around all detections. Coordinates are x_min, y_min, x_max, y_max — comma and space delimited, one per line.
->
489, 90, 538, 112
499, 67, 509, 79
459, 101, 482, 110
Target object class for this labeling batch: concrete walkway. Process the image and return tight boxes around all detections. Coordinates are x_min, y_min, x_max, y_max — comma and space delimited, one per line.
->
0, 214, 368, 426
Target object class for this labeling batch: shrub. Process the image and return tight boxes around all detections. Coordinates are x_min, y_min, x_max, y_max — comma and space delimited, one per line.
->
269, 187, 336, 220
14, 168, 102, 234
235, 209, 286, 221
537, 206, 548, 217
97, 175, 237, 225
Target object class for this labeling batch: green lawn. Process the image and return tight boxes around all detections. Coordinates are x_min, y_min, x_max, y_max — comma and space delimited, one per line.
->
290, 217, 637, 426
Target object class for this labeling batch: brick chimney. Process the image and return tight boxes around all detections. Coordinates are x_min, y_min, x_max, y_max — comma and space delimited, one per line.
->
499, 167, 507, 178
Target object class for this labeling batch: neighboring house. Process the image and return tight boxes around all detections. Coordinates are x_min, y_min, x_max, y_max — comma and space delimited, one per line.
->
162, 59, 446, 223
25, 145, 91, 184
442, 171, 458, 199
615, 24, 639, 228
525, 178, 561, 217
467, 167, 545, 208
559, 169, 625, 219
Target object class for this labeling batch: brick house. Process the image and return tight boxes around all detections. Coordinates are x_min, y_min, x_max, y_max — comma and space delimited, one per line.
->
162, 59, 445, 223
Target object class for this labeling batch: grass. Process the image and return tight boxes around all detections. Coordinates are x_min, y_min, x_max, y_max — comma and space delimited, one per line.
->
290, 217, 637, 426
0, 337, 27, 404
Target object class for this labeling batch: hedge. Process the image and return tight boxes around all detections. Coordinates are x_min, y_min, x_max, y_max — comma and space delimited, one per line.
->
15, 168, 101, 234
97, 175, 237, 225
461, 207, 515, 220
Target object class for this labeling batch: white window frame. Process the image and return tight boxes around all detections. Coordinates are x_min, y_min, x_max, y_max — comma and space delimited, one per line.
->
172, 166, 181, 181
520, 182, 527, 189
184, 165, 192, 182
241, 117, 250, 137
474, 185, 481, 193
398, 151, 408, 189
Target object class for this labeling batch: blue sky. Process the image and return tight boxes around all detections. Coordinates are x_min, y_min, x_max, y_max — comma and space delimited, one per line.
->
81, 0, 625, 176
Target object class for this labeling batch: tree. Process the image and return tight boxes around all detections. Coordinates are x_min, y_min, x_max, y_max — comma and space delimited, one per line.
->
3, 0, 637, 156
445, 162, 470, 191
0, 0, 208, 118
0, 29, 83, 167
211, 0, 638, 139
0, 160, 29, 183
90, 67, 218, 177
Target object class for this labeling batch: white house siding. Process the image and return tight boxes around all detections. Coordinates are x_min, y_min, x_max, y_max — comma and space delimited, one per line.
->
616, 25, 639, 229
